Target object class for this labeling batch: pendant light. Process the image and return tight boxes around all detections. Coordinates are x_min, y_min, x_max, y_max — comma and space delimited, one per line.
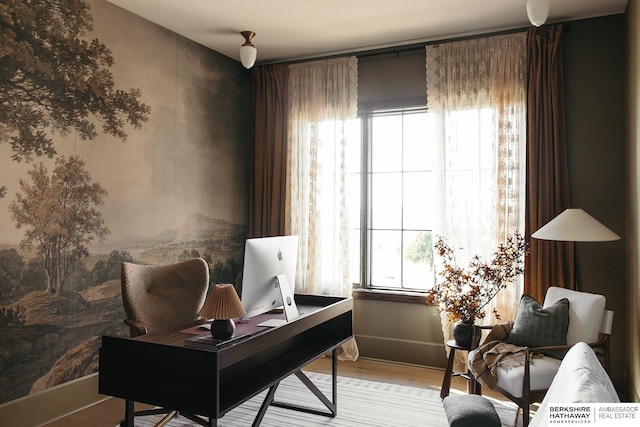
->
239, 31, 257, 69
527, 0, 551, 27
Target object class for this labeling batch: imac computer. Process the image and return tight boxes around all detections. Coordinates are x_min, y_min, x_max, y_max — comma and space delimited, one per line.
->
239, 235, 299, 326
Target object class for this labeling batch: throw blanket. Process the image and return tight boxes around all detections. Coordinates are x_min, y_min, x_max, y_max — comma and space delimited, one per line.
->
468, 322, 539, 390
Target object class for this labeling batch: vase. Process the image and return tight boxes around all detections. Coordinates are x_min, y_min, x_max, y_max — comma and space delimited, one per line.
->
452, 319, 476, 348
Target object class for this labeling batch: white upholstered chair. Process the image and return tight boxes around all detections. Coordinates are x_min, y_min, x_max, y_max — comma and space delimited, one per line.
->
487, 287, 613, 427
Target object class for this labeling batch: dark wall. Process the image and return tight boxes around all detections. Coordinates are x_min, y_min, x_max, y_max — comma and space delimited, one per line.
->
563, 14, 628, 398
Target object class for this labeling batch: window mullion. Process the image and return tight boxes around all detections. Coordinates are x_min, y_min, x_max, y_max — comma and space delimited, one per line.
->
360, 113, 371, 289
399, 112, 405, 289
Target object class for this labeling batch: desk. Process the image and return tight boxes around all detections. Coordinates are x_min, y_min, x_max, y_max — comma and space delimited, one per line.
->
440, 340, 481, 399
99, 294, 353, 427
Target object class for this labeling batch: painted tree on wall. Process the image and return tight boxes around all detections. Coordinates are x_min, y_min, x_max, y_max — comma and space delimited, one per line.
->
0, 0, 150, 195
8, 156, 109, 295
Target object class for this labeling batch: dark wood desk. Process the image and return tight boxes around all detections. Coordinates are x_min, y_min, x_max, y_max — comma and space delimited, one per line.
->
99, 294, 353, 427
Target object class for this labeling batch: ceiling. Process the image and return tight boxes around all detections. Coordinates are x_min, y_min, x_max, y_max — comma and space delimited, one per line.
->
105, 0, 627, 65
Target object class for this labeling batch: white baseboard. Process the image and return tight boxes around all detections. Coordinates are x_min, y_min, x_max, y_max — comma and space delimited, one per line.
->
0, 372, 107, 427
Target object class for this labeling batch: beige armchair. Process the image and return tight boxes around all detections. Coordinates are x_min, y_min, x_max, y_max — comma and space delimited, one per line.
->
120, 258, 210, 426
470, 286, 613, 427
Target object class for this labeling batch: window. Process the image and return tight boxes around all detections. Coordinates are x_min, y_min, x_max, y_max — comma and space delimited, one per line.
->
352, 105, 523, 293
363, 108, 435, 291
288, 35, 526, 304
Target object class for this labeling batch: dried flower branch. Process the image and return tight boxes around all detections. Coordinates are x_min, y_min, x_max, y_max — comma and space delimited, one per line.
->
425, 233, 527, 323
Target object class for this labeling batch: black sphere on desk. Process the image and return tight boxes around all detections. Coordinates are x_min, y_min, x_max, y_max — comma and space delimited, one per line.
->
210, 318, 235, 340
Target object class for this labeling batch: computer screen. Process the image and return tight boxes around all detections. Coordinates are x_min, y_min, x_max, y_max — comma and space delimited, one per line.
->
239, 235, 298, 321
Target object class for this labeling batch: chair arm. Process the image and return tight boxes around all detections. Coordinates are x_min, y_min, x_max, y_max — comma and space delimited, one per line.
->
124, 319, 147, 337
587, 334, 612, 373
527, 334, 612, 373
528, 343, 575, 354
589, 333, 610, 349
529, 335, 610, 355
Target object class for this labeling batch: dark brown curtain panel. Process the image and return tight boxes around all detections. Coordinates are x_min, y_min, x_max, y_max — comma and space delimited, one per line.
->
524, 25, 575, 302
249, 65, 289, 238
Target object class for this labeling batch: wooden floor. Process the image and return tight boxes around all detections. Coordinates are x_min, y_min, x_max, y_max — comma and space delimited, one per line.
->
44, 357, 526, 427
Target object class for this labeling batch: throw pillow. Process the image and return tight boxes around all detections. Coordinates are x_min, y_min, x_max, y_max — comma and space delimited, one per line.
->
506, 294, 570, 358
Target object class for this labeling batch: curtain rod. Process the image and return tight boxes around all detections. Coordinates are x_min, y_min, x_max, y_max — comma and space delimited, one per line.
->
259, 23, 569, 67
260, 26, 526, 67
356, 26, 529, 59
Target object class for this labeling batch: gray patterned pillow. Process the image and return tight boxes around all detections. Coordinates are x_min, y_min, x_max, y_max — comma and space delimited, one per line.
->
506, 294, 569, 358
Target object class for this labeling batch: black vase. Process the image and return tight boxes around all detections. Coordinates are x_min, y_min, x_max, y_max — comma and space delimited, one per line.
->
452, 319, 476, 348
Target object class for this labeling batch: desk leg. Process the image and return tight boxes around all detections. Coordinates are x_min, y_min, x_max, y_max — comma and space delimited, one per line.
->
254, 384, 279, 427
291, 369, 337, 416
332, 348, 337, 410
123, 399, 134, 427
440, 347, 456, 399
270, 349, 338, 418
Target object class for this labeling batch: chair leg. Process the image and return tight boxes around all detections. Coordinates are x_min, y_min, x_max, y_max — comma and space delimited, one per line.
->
522, 403, 529, 427
155, 410, 178, 427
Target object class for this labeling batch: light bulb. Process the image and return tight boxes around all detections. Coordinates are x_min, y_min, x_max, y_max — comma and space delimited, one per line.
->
527, 0, 550, 27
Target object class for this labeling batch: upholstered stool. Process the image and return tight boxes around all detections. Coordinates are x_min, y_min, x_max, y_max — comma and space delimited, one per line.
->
442, 394, 501, 427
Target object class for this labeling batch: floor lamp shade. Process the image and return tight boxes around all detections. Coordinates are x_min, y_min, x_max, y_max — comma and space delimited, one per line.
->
532, 208, 621, 242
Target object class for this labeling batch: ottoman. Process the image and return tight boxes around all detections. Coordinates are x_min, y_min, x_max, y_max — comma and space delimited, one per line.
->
442, 394, 501, 427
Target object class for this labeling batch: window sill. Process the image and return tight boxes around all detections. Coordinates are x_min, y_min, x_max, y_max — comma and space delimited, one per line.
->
352, 288, 428, 305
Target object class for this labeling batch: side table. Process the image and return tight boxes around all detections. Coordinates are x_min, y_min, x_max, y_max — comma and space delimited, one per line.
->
440, 339, 481, 399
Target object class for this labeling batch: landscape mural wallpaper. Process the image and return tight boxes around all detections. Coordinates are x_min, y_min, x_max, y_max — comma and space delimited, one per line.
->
0, 0, 251, 404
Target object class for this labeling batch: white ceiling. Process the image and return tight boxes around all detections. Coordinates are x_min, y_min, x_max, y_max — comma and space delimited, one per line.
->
105, 0, 627, 65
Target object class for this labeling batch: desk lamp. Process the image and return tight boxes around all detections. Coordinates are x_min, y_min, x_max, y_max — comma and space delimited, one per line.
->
199, 284, 246, 340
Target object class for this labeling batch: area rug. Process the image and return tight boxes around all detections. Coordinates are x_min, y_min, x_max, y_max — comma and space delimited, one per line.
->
131, 372, 518, 426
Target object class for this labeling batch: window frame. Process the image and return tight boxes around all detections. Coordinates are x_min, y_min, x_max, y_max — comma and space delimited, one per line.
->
357, 106, 435, 294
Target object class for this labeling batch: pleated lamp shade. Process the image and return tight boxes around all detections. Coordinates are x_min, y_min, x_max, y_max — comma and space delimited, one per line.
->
200, 284, 246, 320
199, 284, 245, 339
532, 209, 621, 242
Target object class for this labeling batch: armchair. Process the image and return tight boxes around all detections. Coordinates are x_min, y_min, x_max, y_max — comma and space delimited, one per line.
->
120, 258, 210, 426
469, 286, 613, 427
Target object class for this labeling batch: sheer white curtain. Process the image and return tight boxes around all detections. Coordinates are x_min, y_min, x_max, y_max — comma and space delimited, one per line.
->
286, 57, 359, 360
426, 33, 527, 369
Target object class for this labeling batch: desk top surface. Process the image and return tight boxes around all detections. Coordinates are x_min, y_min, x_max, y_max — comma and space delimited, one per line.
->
124, 294, 353, 349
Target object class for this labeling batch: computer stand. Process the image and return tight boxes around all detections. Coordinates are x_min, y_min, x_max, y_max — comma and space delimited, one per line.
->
256, 274, 299, 327
275, 274, 299, 321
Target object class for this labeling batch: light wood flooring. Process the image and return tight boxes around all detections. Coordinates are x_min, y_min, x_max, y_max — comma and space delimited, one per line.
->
44, 357, 527, 427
